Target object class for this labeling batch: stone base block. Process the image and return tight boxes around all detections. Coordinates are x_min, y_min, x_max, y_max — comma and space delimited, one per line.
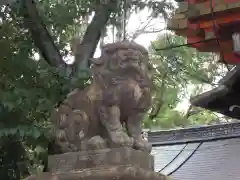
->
25, 148, 171, 180
48, 148, 154, 173
25, 166, 171, 180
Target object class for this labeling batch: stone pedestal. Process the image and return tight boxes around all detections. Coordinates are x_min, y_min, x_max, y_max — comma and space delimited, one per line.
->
25, 148, 171, 180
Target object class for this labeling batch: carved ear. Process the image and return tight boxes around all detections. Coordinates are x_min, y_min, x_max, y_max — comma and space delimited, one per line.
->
90, 58, 104, 65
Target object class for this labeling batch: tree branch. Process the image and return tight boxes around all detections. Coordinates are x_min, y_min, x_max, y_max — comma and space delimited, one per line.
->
130, 29, 164, 40
149, 72, 168, 120
21, 0, 67, 69
129, 13, 164, 41
73, 1, 119, 74
17, 0, 118, 76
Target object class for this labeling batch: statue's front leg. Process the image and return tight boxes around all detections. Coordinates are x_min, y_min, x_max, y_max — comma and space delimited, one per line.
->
126, 113, 152, 152
98, 105, 133, 148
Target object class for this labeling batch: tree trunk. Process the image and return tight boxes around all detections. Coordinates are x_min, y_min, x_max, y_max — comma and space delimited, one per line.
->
67, 2, 119, 74
185, 104, 193, 119
19, 0, 119, 75
149, 73, 167, 120
149, 99, 164, 120
21, 0, 66, 69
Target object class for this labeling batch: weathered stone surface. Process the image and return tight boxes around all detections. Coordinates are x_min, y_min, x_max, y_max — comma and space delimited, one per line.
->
25, 166, 170, 180
25, 148, 171, 180
24, 173, 58, 180
24, 147, 174, 180
48, 148, 154, 173
24, 40, 169, 180
51, 40, 152, 154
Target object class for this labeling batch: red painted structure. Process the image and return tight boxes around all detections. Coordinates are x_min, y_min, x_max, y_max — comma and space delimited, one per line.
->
175, 0, 240, 64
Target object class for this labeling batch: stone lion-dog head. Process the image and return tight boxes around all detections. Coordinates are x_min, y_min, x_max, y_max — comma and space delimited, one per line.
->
90, 41, 151, 86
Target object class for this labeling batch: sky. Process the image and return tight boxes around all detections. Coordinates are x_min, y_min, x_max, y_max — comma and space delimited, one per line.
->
94, 7, 166, 57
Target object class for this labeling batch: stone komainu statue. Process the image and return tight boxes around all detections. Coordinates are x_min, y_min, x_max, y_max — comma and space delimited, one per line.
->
51, 41, 152, 153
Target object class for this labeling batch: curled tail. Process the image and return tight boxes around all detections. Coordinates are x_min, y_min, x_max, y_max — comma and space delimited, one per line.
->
51, 104, 89, 153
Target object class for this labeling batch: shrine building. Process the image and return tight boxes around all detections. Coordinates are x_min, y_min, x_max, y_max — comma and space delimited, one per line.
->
149, 1, 240, 179
148, 122, 240, 180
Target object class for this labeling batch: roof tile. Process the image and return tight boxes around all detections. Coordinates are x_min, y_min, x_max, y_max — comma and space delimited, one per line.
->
152, 138, 240, 180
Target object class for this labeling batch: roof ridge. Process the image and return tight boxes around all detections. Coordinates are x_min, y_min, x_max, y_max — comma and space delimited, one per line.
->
148, 122, 240, 145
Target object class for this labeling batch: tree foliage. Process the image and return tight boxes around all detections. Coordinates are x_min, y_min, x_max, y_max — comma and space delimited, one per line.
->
0, 0, 229, 178
0, 0, 174, 179
143, 33, 226, 129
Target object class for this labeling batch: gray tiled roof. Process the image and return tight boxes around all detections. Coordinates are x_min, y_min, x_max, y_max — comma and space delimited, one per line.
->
151, 144, 186, 172
149, 123, 240, 180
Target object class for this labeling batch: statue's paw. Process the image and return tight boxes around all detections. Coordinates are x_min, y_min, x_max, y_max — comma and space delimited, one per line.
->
87, 136, 107, 150
134, 138, 152, 153
110, 131, 134, 148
